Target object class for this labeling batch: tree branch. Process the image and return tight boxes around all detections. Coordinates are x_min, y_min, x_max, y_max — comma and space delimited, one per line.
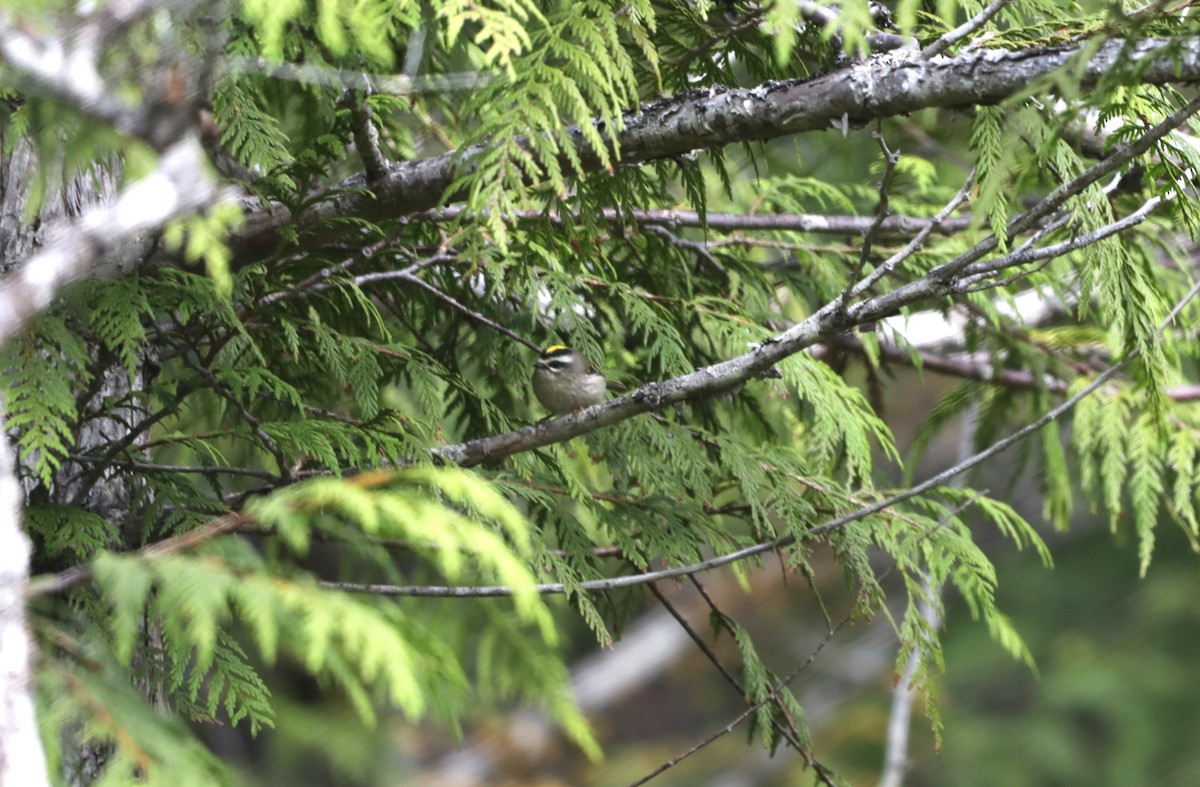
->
233, 35, 1200, 254
632, 581, 837, 786
419, 205, 975, 239
28, 512, 250, 597
841, 123, 901, 310
28, 275, 1199, 602
313, 275, 1200, 598
432, 89, 1198, 471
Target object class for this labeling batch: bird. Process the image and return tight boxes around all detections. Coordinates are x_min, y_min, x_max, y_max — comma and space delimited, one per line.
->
531, 345, 607, 416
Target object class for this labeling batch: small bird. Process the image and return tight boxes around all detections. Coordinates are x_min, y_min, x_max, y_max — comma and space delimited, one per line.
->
531, 345, 607, 416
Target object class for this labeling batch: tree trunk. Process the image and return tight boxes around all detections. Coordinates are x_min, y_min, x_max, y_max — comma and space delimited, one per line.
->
0, 120, 138, 786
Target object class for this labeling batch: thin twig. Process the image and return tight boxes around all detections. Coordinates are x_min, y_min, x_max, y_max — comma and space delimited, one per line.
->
820, 335, 1069, 394
849, 169, 975, 299
643, 225, 727, 275
957, 195, 1163, 283
684, 578, 808, 749
921, 0, 1013, 59
395, 271, 541, 350
223, 57, 494, 95
67, 455, 282, 483
252, 238, 446, 310
647, 582, 806, 754
629, 612, 851, 787
925, 93, 1200, 285
844, 124, 901, 305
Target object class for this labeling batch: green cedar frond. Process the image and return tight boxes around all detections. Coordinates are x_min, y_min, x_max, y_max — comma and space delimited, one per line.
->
26, 505, 118, 562
779, 351, 897, 482
211, 77, 295, 185
2, 309, 92, 486
970, 104, 1014, 247
38, 657, 230, 786
169, 632, 275, 735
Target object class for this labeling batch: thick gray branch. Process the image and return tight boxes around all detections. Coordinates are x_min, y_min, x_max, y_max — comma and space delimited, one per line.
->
234, 35, 1200, 252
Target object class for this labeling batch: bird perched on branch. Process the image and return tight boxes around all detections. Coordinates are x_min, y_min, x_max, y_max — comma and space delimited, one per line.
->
531, 345, 607, 416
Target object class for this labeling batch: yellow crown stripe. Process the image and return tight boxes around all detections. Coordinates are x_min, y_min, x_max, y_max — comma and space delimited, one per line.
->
543, 345, 570, 355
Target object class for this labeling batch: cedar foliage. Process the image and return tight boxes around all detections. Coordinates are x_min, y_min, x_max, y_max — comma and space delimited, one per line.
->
3, 0, 1200, 782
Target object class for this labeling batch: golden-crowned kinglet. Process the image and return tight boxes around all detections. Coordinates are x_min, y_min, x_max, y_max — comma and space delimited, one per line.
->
532, 345, 607, 415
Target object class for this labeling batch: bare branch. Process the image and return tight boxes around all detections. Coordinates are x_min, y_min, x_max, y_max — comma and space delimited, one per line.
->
818, 336, 1067, 393
224, 57, 493, 95
841, 125, 901, 310
420, 205, 975, 239
630, 609, 850, 787
649, 581, 808, 753
392, 271, 541, 351
959, 194, 1164, 285
68, 455, 283, 483
28, 512, 250, 598
921, 0, 1014, 59
251, 242, 451, 310
643, 224, 727, 275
